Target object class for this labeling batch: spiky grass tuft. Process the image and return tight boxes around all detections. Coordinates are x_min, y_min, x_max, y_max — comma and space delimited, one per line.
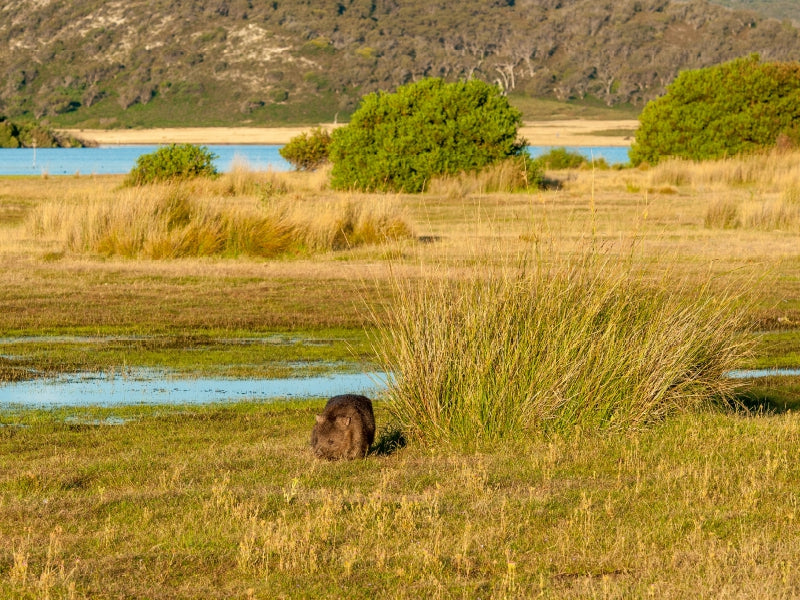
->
373, 249, 751, 451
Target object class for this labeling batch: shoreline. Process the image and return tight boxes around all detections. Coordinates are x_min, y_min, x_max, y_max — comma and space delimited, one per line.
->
59, 119, 638, 148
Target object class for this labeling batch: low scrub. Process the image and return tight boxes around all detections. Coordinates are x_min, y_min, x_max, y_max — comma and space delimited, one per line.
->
27, 185, 412, 259
124, 144, 219, 186
0, 117, 85, 148
535, 147, 608, 170
279, 127, 331, 171
374, 250, 751, 450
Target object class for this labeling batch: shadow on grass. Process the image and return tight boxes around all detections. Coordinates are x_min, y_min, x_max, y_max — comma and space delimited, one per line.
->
370, 424, 407, 457
734, 378, 800, 414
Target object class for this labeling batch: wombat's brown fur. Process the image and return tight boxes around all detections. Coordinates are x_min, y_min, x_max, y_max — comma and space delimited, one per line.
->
311, 394, 375, 460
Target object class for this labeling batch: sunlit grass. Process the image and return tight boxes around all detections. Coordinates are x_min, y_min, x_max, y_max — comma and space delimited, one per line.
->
373, 245, 752, 450
2, 402, 800, 598
1, 149, 800, 597
25, 182, 412, 259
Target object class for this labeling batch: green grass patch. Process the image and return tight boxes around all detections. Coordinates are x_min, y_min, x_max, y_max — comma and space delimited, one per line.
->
0, 328, 375, 381
749, 329, 800, 369
1, 401, 799, 597
508, 94, 640, 121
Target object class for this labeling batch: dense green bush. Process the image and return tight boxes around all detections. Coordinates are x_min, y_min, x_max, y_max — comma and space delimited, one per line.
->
630, 55, 800, 165
279, 127, 331, 171
125, 144, 218, 185
329, 78, 530, 192
537, 147, 587, 169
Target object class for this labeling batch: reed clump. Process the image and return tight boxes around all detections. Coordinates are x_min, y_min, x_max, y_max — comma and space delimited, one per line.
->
26, 184, 412, 259
649, 150, 800, 191
374, 250, 751, 450
705, 198, 800, 231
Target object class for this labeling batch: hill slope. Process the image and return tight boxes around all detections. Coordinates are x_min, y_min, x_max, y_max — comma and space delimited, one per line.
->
707, 0, 800, 23
1, 0, 799, 127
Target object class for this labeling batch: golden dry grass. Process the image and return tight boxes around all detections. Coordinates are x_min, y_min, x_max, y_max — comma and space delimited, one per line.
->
2, 151, 800, 331
2, 152, 800, 597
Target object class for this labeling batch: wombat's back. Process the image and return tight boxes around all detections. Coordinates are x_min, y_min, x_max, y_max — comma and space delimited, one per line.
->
311, 394, 375, 460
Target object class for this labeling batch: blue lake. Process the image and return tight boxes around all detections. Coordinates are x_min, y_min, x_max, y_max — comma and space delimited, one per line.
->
0, 145, 631, 176
0, 145, 293, 176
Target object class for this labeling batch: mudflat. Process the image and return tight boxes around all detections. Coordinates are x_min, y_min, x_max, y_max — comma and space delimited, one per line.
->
60, 119, 638, 147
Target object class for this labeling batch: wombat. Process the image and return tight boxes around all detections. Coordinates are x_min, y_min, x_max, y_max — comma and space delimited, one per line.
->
311, 394, 375, 460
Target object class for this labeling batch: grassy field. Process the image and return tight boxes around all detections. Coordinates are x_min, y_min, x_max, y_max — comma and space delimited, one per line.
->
2, 154, 800, 597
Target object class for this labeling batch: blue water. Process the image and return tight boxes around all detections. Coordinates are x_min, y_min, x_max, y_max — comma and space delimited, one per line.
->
0, 370, 388, 407
0, 145, 292, 176
527, 145, 630, 165
0, 145, 630, 176
1, 365, 798, 408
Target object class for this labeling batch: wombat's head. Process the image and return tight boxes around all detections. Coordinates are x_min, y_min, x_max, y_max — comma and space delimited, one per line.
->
311, 414, 355, 460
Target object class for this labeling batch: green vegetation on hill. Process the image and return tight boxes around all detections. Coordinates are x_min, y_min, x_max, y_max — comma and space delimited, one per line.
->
1, 0, 799, 127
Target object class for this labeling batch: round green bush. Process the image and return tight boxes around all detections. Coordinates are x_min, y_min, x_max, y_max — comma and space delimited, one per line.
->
279, 127, 331, 171
329, 78, 529, 192
630, 55, 800, 166
125, 144, 218, 185
537, 147, 587, 170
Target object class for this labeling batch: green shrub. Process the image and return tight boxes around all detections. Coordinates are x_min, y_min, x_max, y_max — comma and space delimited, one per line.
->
537, 147, 587, 169
630, 55, 800, 165
329, 78, 530, 193
279, 127, 331, 171
125, 144, 218, 186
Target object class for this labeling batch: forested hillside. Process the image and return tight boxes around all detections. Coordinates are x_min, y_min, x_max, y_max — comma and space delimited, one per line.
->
1, 0, 799, 127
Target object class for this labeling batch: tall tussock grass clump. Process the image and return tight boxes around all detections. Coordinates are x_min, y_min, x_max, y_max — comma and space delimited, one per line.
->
374, 252, 751, 450
27, 185, 412, 259
705, 198, 800, 231
649, 150, 800, 191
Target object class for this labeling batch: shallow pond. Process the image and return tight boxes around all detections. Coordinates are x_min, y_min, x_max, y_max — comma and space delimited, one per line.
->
726, 368, 800, 379
0, 370, 388, 407
2, 364, 797, 409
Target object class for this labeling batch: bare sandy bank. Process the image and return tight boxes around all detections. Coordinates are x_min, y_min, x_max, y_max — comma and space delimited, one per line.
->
60, 119, 638, 148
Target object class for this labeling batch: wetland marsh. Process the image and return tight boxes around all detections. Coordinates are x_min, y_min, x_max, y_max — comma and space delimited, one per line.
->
2, 154, 800, 597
